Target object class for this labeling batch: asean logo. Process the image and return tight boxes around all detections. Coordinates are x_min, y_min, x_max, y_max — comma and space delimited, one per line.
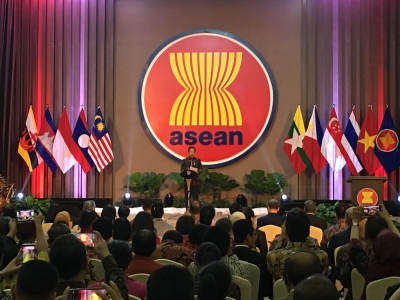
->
376, 129, 399, 152
357, 188, 378, 206
138, 29, 276, 167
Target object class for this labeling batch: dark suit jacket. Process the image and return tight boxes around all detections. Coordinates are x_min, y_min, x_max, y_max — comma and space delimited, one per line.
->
256, 230, 268, 254
256, 213, 282, 228
232, 246, 273, 299
180, 157, 203, 185
327, 227, 351, 267
307, 214, 328, 232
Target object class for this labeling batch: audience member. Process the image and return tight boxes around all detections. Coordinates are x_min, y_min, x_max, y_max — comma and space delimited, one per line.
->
83, 200, 96, 211
321, 202, 349, 250
235, 194, 247, 208
190, 200, 202, 224
293, 274, 339, 300
11, 260, 58, 300
277, 251, 322, 300
228, 202, 242, 217
242, 207, 268, 254
127, 229, 162, 275
93, 217, 113, 242
147, 265, 194, 300
162, 230, 183, 244
242, 207, 255, 225
47, 222, 71, 246
112, 218, 131, 241
101, 204, 117, 221
215, 218, 233, 237
44, 203, 63, 223
89, 240, 146, 299
198, 261, 232, 300
185, 224, 208, 251
2, 207, 16, 219
78, 210, 98, 233
54, 211, 72, 228
199, 205, 215, 227
304, 200, 327, 231
229, 212, 246, 224
175, 215, 195, 242
232, 219, 273, 299
151, 201, 174, 237
142, 197, 154, 213
131, 211, 160, 244
257, 199, 281, 228
267, 208, 328, 281
0, 217, 11, 236
118, 205, 130, 219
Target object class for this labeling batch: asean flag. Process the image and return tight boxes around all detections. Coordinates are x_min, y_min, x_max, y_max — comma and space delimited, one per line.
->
71, 108, 94, 173
53, 108, 76, 173
302, 106, 327, 174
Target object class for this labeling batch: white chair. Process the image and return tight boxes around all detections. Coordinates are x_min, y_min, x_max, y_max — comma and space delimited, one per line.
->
232, 275, 252, 300
42, 222, 53, 233
241, 261, 260, 300
351, 268, 365, 300
155, 258, 184, 267
258, 225, 281, 249
225, 297, 235, 300
90, 258, 105, 280
366, 276, 400, 300
128, 295, 141, 300
309, 226, 323, 244
129, 273, 150, 284
273, 278, 288, 299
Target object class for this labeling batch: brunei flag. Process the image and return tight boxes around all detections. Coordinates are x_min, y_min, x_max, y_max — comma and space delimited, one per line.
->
284, 105, 310, 173
18, 106, 41, 172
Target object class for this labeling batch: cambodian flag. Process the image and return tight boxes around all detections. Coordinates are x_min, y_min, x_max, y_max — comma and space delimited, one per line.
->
36, 108, 59, 172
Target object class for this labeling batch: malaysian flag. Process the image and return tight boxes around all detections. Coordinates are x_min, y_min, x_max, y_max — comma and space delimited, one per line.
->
88, 107, 114, 172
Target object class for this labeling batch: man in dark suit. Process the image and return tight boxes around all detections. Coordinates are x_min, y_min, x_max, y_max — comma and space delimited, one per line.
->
180, 146, 203, 208
232, 219, 273, 299
304, 200, 328, 232
256, 199, 282, 228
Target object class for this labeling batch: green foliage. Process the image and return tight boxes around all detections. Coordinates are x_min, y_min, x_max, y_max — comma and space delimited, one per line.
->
316, 201, 339, 227
393, 221, 400, 232
172, 197, 186, 208
207, 172, 239, 200
167, 172, 184, 191
124, 172, 165, 198
265, 172, 288, 196
6, 196, 51, 216
244, 170, 288, 203
210, 198, 231, 208
199, 168, 212, 198
252, 201, 267, 208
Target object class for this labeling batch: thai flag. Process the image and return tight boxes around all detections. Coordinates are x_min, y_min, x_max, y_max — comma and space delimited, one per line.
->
36, 108, 59, 172
343, 108, 362, 174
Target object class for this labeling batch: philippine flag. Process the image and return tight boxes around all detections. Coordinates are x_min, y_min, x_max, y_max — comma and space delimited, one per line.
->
36, 107, 59, 172
53, 108, 76, 173
71, 108, 94, 173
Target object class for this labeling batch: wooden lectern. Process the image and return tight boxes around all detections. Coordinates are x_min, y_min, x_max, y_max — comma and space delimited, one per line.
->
347, 176, 387, 205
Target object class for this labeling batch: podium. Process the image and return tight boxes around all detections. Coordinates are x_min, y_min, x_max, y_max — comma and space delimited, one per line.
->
347, 176, 387, 206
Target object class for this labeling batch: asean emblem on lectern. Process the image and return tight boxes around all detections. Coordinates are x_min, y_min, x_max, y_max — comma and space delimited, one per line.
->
357, 188, 378, 206
138, 29, 276, 167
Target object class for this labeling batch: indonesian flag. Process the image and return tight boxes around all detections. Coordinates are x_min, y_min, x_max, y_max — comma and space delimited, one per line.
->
283, 105, 310, 173
356, 106, 380, 175
53, 108, 76, 173
302, 106, 327, 174
343, 108, 363, 175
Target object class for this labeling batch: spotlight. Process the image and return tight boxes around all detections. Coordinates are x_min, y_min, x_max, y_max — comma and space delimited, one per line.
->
122, 193, 132, 206
397, 195, 400, 202
281, 194, 288, 200
280, 194, 292, 206
164, 193, 174, 208
17, 193, 24, 199
124, 192, 131, 199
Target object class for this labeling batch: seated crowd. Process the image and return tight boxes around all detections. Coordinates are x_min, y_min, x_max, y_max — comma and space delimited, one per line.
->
0, 197, 399, 300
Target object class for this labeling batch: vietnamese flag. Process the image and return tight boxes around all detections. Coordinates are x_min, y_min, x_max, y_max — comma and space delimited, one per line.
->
356, 107, 380, 175
284, 106, 310, 173
303, 106, 327, 174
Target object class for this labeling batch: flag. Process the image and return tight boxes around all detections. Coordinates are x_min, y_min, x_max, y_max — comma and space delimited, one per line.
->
283, 105, 310, 173
303, 106, 327, 174
374, 108, 400, 174
71, 108, 94, 173
88, 107, 114, 172
53, 108, 76, 173
356, 107, 380, 175
18, 106, 40, 171
342, 108, 363, 174
36, 108, 59, 172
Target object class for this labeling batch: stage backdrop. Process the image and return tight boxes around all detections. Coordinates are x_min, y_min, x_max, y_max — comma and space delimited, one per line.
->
1, 0, 400, 202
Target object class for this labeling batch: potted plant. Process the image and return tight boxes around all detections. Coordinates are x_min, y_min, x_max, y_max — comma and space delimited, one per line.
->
316, 201, 339, 227
125, 172, 165, 198
206, 172, 240, 200
5, 195, 51, 216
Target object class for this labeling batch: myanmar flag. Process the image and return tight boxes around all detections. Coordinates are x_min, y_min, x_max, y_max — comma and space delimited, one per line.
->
284, 106, 310, 173
18, 106, 40, 172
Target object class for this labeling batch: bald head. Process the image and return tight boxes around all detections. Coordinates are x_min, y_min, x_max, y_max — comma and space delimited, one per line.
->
294, 274, 339, 300
284, 251, 322, 287
304, 200, 317, 213
345, 207, 355, 227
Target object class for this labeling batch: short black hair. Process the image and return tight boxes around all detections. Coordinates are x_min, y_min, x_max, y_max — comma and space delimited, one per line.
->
131, 229, 156, 256
132, 211, 156, 234
188, 224, 208, 246
304, 200, 317, 213
365, 215, 388, 242
45, 203, 63, 223
242, 207, 255, 220
162, 230, 183, 244
107, 240, 132, 271
47, 222, 71, 245
2, 207, 17, 219
202, 226, 230, 257
233, 219, 254, 244
0, 216, 11, 236
267, 199, 280, 209
101, 204, 116, 220
195, 242, 221, 267
118, 205, 130, 218
147, 265, 194, 300
284, 250, 322, 286
16, 260, 59, 300
93, 217, 113, 240
176, 215, 195, 235
49, 234, 87, 280
190, 200, 202, 215
1, 237, 19, 270
229, 203, 243, 215
151, 201, 164, 219
215, 218, 232, 234
79, 210, 98, 230
293, 274, 339, 300
112, 218, 132, 241
334, 203, 349, 219
286, 208, 310, 243
142, 197, 154, 211
198, 261, 231, 300
188, 146, 196, 152
200, 205, 215, 226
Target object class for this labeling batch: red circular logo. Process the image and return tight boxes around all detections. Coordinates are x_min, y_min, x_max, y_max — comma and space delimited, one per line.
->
138, 29, 276, 167
376, 129, 399, 152
357, 188, 378, 206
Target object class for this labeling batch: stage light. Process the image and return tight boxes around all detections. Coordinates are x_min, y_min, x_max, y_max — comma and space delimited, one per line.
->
122, 192, 132, 206
17, 193, 24, 199
397, 195, 400, 202
281, 194, 288, 200
124, 192, 131, 199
